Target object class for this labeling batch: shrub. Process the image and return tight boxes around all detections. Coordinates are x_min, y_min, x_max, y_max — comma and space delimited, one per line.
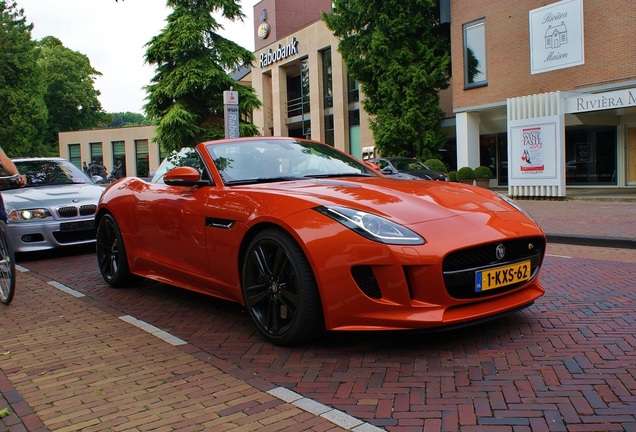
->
423, 159, 447, 173
456, 167, 475, 181
474, 166, 493, 179
448, 170, 458, 182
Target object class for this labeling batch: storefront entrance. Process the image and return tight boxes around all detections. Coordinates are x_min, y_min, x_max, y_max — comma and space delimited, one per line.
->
565, 126, 617, 185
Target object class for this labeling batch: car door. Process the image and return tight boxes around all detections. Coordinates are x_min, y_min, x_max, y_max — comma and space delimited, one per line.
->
135, 152, 211, 277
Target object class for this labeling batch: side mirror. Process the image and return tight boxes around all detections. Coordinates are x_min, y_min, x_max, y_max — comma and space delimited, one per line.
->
164, 166, 210, 186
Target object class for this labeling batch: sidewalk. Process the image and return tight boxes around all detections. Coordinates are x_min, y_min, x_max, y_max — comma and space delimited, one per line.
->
0, 270, 355, 432
512, 187, 636, 249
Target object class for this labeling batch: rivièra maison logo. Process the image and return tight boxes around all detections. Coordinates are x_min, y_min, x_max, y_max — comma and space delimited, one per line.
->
529, 0, 584, 74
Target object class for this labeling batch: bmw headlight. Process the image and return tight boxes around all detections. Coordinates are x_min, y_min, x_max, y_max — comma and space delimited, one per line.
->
8, 208, 52, 221
315, 206, 425, 245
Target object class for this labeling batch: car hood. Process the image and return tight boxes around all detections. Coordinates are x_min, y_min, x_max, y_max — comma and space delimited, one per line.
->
3, 184, 104, 208
246, 177, 521, 226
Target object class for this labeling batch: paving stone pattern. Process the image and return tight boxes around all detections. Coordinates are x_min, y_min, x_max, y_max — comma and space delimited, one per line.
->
1, 197, 635, 431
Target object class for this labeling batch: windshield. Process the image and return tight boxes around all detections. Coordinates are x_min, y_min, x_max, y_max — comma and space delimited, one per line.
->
207, 139, 378, 184
151, 148, 206, 184
393, 158, 429, 172
7, 159, 93, 188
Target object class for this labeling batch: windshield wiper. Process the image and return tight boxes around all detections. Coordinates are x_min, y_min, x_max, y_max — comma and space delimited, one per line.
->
303, 173, 374, 178
224, 176, 309, 185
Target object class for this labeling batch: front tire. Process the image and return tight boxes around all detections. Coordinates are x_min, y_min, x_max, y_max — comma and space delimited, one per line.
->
0, 220, 15, 305
242, 228, 324, 345
96, 214, 140, 287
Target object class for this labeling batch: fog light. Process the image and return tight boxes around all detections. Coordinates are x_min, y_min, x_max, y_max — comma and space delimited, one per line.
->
21, 234, 45, 243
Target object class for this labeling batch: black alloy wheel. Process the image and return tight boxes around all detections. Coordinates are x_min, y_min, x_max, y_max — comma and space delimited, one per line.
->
242, 228, 324, 345
96, 214, 140, 287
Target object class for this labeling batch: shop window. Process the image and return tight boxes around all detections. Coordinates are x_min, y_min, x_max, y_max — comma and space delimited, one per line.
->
479, 133, 508, 185
565, 126, 617, 185
463, 18, 487, 88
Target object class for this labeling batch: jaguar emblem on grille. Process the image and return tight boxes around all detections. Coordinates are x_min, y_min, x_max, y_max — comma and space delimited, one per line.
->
495, 244, 506, 260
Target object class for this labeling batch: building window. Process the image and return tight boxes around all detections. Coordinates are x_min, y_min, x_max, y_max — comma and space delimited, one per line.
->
324, 114, 334, 146
322, 48, 333, 108
286, 58, 311, 119
135, 139, 149, 178
68, 144, 81, 168
347, 75, 359, 103
349, 109, 360, 127
463, 18, 487, 88
90, 142, 103, 166
112, 140, 126, 179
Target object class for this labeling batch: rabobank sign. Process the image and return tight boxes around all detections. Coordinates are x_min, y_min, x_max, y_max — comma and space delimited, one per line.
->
259, 37, 299, 68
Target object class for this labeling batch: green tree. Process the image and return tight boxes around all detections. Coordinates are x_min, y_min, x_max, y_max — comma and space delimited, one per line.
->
0, 0, 47, 157
109, 112, 151, 128
323, 0, 450, 160
36, 36, 109, 149
144, 0, 262, 153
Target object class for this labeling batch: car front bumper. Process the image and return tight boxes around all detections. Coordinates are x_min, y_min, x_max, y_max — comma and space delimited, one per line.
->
7, 217, 96, 253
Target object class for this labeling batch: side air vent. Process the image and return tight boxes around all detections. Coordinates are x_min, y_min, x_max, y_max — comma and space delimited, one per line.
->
351, 266, 381, 299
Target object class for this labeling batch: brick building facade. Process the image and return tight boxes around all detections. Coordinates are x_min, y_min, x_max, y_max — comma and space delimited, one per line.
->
451, 0, 636, 194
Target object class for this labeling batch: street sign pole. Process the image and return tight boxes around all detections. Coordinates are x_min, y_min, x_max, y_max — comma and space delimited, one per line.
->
223, 89, 240, 139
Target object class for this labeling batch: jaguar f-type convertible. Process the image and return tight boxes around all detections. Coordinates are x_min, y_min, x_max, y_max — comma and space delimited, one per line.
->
95, 137, 546, 345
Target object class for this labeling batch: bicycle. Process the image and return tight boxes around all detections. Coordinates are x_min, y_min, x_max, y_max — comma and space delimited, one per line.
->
0, 174, 21, 305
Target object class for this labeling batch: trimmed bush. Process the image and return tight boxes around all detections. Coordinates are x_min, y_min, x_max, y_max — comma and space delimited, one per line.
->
474, 166, 493, 179
423, 159, 447, 173
448, 170, 458, 182
456, 167, 475, 181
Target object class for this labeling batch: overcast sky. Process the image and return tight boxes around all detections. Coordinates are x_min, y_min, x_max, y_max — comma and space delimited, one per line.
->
18, 0, 259, 114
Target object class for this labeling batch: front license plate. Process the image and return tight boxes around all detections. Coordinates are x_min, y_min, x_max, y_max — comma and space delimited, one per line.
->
60, 220, 95, 232
475, 261, 531, 292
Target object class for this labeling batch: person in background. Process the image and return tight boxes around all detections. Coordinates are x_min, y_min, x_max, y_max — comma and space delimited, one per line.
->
0, 147, 26, 222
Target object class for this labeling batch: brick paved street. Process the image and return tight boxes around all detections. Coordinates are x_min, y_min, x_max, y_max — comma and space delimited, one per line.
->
1, 197, 635, 431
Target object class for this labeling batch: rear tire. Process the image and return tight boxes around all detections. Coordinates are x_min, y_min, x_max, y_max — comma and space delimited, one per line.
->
0, 220, 15, 305
242, 228, 324, 345
96, 214, 140, 287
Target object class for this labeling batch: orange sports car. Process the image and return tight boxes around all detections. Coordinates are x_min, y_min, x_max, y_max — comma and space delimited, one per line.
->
95, 137, 546, 345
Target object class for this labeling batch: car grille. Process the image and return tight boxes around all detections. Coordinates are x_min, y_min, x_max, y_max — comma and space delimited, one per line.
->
442, 237, 545, 299
57, 204, 97, 218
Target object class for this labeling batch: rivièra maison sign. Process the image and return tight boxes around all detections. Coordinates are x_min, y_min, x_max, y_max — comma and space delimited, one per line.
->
565, 88, 636, 114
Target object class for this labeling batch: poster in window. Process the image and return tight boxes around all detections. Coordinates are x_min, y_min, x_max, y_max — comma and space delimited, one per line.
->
510, 122, 557, 179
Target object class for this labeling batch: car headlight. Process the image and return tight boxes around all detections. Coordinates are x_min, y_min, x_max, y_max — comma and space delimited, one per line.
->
8, 208, 52, 221
315, 206, 425, 245
496, 193, 538, 223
